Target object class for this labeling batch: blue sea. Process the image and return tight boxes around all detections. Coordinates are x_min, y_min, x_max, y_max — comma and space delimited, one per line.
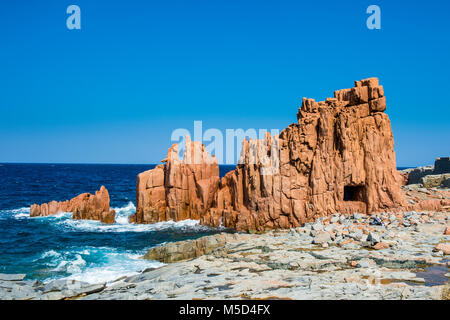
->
0, 163, 235, 284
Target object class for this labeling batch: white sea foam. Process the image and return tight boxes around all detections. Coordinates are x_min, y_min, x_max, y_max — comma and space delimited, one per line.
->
31, 211, 72, 220
2, 202, 215, 285
40, 250, 60, 259
4, 203, 219, 233
14, 212, 30, 218
0, 206, 72, 220
112, 201, 136, 216
62, 255, 164, 284
53, 254, 86, 274
40, 246, 164, 284
113, 201, 136, 224
57, 216, 208, 233
0, 207, 30, 219
52, 201, 216, 233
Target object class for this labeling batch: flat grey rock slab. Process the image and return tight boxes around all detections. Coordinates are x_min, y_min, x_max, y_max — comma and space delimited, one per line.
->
0, 274, 26, 281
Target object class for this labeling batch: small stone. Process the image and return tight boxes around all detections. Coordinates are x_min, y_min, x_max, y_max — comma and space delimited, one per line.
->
367, 232, 381, 244
404, 212, 413, 218
311, 222, 324, 231
357, 258, 375, 268
312, 231, 331, 245
337, 238, 352, 247
433, 243, 450, 255
348, 230, 363, 241
352, 213, 365, 220
369, 216, 383, 226
372, 242, 389, 250
444, 227, 450, 235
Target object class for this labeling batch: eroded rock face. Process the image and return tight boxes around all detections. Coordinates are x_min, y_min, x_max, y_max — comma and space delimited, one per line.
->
129, 136, 220, 224
202, 78, 406, 231
133, 78, 446, 232
30, 186, 115, 224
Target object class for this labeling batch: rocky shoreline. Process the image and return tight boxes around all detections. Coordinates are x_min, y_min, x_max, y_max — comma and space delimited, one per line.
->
2, 208, 448, 300
7, 78, 449, 300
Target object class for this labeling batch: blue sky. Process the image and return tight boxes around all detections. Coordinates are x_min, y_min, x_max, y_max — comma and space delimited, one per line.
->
0, 0, 449, 166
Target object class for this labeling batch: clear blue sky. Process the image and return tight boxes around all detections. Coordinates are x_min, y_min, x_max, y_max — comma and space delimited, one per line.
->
0, 0, 449, 166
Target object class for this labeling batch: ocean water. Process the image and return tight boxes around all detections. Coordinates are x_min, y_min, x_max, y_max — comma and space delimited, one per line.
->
0, 164, 235, 284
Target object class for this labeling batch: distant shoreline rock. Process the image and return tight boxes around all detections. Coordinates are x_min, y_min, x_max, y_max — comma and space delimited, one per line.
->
400, 157, 450, 186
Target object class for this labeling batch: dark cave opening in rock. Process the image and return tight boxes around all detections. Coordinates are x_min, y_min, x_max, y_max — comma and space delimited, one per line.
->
343, 185, 365, 202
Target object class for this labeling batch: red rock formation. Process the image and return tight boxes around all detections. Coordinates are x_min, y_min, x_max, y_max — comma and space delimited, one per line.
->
134, 78, 443, 232
30, 186, 115, 224
129, 136, 220, 223
201, 78, 406, 231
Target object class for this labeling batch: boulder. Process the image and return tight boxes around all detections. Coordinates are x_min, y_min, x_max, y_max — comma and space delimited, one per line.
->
443, 178, 450, 188
421, 174, 450, 188
405, 166, 434, 185
143, 233, 241, 263
30, 186, 115, 224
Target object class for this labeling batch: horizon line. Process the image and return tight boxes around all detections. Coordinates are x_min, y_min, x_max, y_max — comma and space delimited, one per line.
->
0, 162, 419, 168
0, 162, 239, 166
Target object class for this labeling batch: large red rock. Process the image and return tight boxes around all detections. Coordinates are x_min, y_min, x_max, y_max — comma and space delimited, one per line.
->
30, 186, 115, 224
129, 136, 220, 223
133, 78, 446, 232
201, 78, 406, 231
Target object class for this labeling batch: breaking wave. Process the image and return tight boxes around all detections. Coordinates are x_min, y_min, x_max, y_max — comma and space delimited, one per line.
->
1, 202, 221, 283
34, 246, 164, 284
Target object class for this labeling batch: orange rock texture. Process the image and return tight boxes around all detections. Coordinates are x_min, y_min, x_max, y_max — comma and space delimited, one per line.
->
202, 77, 406, 231
132, 78, 431, 231
129, 136, 220, 223
30, 186, 115, 224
